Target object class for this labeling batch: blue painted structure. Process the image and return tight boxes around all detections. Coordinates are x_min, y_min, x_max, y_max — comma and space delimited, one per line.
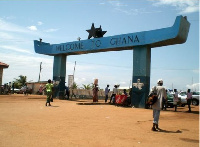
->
34, 15, 190, 107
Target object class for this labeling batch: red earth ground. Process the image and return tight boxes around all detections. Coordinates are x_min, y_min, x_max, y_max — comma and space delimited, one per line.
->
0, 94, 199, 147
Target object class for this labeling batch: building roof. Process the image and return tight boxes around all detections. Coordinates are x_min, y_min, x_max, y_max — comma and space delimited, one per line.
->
0, 62, 9, 68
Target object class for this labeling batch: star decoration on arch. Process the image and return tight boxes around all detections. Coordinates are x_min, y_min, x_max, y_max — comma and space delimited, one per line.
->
86, 23, 107, 39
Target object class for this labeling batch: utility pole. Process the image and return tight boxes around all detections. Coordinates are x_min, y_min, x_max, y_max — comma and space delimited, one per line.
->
192, 76, 193, 91
38, 62, 42, 82
73, 61, 76, 85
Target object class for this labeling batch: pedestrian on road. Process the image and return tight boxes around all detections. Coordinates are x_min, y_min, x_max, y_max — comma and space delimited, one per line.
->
110, 85, 118, 104
105, 85, 110, 103
186, 89, 192, 112
93, 84, 99, 102
173, 89, 179, 112
44, 79, 53, 106
150, 79, 167, 131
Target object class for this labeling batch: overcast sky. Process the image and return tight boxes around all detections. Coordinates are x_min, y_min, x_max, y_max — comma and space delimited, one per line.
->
0, 0, 199, 91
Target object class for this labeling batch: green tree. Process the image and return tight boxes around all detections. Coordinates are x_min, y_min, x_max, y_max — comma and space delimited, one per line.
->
90, 83, 100, 89
71, 82, 78, 89
91, 83, 95, 89
14, 75, 27, 89
82, 84, 92, 90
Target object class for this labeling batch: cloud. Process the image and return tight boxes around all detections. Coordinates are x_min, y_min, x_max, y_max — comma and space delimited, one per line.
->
27, 25, 37, 31
44, 28, 59, 33
149, 0, 199, 14
108, 1, 161, 15
186, 83, 200, 91
0, 18, 41, 41
0, 45, 33, 54
1, 52, 53, 83
37, 21, 43, 26
0, 32, 15, 40
99, 2, 105, 5
0, 18, 29, 33
109, 1, 127, 7
115, 7, 161, 15
4, 16, 16, 20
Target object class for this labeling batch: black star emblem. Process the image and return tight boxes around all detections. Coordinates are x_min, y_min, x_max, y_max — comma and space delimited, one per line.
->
86, 23, 107, 39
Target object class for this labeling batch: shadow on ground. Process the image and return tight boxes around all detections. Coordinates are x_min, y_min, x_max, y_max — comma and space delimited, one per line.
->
76, 102, 110, 105
179, 138, 199, 143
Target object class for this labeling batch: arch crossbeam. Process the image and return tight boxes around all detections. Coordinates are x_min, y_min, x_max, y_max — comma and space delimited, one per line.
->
34, 15, 189, 56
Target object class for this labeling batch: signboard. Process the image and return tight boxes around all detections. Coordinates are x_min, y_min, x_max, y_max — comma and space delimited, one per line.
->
115, 95, 128, 104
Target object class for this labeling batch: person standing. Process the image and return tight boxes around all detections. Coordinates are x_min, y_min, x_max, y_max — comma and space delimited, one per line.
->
65, 85, 70, 100
150, 79, 167, 131
44, 79, 53, 106
12, 82, 15, 94
173, 89, 179, 112
93, 84, 99, 102
123, 89, 127, 96
105, 85, 110, 103
186, 89, 192, 112
110, 85, 118, 103
162, 90, 168, 110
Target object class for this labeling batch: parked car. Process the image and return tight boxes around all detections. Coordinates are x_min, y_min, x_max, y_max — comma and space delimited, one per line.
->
178, 91, 187, 107
167, 93, 174, 108
192, 91, 199, 106
17, 86, 32, 94
14, 88, 20, 94
167, 92, 182, 108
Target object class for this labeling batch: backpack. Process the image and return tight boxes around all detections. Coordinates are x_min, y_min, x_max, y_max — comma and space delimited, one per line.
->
147, 86, 158, 105
147, 94, 158, 105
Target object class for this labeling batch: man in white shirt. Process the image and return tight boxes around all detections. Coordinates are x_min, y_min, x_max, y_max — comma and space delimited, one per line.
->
150, 79, 167, 131
110, 85, 118, 103
105, 85, 110, 103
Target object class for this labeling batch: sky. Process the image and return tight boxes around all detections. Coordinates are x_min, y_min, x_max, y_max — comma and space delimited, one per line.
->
0, 0, 199, 91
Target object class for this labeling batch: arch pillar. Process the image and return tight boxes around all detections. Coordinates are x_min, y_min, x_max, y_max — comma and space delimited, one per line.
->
53, 55, 66, 99
131, 45, 151, 108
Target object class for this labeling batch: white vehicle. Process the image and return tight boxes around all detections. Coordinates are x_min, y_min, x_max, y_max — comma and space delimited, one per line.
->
178, 91, 187, 106
14, 88, 20, 93
192, 91, 199, 106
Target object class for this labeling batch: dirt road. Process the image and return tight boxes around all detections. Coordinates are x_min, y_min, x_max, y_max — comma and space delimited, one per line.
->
0, 94, 199, 147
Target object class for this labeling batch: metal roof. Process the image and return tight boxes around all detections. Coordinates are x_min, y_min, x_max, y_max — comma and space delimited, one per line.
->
0, 62, 9, 68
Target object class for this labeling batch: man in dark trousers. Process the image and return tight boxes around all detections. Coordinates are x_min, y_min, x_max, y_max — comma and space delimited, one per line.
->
105, 85, 110, 103
186, 89, 192, 112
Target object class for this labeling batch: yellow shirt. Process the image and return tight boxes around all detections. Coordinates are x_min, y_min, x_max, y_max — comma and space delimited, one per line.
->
46, 83, 53, 92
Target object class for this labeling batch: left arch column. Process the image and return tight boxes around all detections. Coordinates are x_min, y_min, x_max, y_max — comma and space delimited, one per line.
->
53, 55, 66, 99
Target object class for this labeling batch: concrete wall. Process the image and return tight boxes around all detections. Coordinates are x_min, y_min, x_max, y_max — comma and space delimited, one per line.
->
27, 82, 129, 98
0, 68, 3, 86
27, 82, 47, 94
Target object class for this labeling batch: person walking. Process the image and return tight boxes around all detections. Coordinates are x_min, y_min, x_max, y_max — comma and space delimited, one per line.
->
173, 89, 179, 112
93, 84, 99, 102
186, 89, 192, 112
23, 83, 29, 96
44, 79, 53, 106
150, 79, 167, 131
105, 85, 110, 103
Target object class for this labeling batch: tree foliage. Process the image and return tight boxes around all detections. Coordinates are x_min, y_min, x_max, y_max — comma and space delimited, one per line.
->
13, 75, 27, 89
71, 82, 78, 89
82, 84, 92, 90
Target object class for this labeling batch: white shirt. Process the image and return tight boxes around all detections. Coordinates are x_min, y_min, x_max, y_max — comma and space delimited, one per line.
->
113, 88, 118, 94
